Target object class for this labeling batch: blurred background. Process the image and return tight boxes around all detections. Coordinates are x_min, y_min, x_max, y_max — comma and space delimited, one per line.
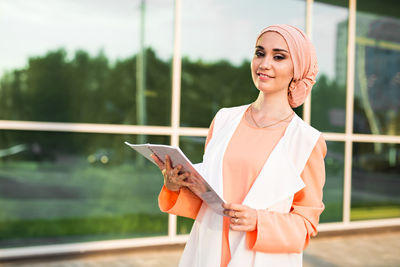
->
0, 0, 399, 260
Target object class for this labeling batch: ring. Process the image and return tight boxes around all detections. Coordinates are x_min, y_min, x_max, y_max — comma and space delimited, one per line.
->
234, 218, 239, 224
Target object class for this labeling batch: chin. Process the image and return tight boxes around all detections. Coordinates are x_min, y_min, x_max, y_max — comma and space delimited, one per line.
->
255, 84, 274, 92
256, 85, 287, 95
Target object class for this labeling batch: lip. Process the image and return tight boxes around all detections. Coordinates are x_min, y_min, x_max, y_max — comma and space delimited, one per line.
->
257, 72, 274, 81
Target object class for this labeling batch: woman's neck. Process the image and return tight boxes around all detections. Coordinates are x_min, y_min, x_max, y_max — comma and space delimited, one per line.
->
252, 91, 293, 119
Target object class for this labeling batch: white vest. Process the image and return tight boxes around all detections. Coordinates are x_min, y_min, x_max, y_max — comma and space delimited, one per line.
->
179, 104, 321, 267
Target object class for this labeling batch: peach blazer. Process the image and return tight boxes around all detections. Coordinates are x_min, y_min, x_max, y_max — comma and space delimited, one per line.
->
159, 104, 325, 267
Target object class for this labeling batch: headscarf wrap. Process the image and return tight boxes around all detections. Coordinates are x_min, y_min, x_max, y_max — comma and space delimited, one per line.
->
256, 24, 318, 108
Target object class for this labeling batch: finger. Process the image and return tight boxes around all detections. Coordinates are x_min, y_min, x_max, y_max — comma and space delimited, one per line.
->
230, 217, 239, 224
165, 155, 172, 171
162, 169, 168, 179
229, 210, 238, 218
232, 211, 247, 219
177, 180, 194, 188
151, 154, 164, 170
186, 184, 206, 194
187, 174, 201, 185
172, 165, 182, 175
189, 174, 202, 184
229, 224, 250, 232
167, 173, 187, 187
225, 203, 248, 211
223, 209, 237, 218
185, 175, 195, 183
176, 172, 189, 182
222, 202, 233, 210
222, 203, 243, 214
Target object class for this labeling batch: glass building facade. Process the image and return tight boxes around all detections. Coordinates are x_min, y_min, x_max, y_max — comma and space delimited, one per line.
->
0, 0, 399, 256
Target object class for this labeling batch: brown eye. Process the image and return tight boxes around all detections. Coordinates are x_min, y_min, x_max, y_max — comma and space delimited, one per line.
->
274, 55, 285, 60
255, 50, 264, 57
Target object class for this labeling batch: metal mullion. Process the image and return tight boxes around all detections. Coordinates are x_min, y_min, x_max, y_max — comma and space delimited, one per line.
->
318, 217, 400, 232
352, 134, 400, 144
168, 0, 183, 238
4, 122, 400, 143
0, 235, 189, 261
0, 120, 211, 137
303, 0, 313, 124
323, 132, 400, 144
171, 0, 182, 139
343, 0, 357, 224
0, 120, 174, 135
322, 132, 347, 142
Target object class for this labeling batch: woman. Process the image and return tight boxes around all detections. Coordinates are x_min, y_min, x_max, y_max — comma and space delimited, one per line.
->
152, 24, 326, 267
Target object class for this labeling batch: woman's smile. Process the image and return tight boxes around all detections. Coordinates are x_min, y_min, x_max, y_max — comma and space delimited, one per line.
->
251, 31, 294, 94
256, 72, 274, 81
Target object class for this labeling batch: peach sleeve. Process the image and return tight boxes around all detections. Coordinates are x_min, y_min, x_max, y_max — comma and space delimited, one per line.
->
246, 135, 327, 253
157, 119, 216, 219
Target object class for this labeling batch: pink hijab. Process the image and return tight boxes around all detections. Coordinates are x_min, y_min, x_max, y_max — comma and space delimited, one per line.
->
256, 25, 318, 108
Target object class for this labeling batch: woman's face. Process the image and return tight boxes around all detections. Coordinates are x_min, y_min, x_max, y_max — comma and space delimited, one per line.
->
251, 31, 294, 95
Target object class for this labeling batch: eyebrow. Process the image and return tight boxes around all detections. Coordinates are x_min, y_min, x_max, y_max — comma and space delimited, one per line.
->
255, 45, 289, 53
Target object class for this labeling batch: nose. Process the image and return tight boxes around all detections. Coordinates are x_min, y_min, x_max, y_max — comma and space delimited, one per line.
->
259, 56, 272, 70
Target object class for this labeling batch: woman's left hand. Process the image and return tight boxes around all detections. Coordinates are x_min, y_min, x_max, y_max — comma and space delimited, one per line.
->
222, 203, 257, 232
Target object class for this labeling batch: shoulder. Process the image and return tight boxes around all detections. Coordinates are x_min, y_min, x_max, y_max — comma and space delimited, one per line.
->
213, 104, 250, 130
294, 116, 321, 138
314, 134, 327, 159
288, 116, 321, 148
214, 104, 249, 119
295, 117, 327, 158
285, 116, 326, 171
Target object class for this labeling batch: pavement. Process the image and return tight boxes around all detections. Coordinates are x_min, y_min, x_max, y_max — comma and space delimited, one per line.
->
1, 230, 399, 267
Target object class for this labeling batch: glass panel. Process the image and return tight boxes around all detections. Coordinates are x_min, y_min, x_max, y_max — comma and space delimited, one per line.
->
311, 2, 348, 133
179, 136, 206, 164
320, 141, 344, 223
0, 131, 169, 248
180, 0, 306, 127
176, 136, 206, 234
351, 142, 400, 221
354, 10, 400, 135
0, 1, 173, 126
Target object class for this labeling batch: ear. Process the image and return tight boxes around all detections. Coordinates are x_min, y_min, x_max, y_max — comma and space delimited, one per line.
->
288, 78, 294, 90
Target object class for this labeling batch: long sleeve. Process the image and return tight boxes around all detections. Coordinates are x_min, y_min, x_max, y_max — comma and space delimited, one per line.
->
157, 119, 216, 219
158, 186, 202, 219
246, 135, 327, 253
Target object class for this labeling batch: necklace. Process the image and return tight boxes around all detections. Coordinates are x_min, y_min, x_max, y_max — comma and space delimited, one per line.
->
249, 106, 294, 128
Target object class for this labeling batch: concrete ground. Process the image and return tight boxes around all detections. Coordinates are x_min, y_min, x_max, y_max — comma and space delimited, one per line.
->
2, 230, 399, 267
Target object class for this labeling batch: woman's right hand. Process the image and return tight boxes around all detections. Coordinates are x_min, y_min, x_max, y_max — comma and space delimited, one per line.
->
151, 154, 192, 192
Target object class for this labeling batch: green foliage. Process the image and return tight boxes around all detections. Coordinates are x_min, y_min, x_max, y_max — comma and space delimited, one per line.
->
177, 216, 194, 235
180, 59, 255, 127
0, 213, 168, 248
0, 158, 167, 248
0, 47, 172, 126
351, 205, 400, 221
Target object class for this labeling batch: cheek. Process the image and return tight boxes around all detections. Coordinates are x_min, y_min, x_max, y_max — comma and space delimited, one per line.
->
250, 60, 257, 73
287, 62, 294, 78
250, 61, 258, 80
279, 63, 294, 80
